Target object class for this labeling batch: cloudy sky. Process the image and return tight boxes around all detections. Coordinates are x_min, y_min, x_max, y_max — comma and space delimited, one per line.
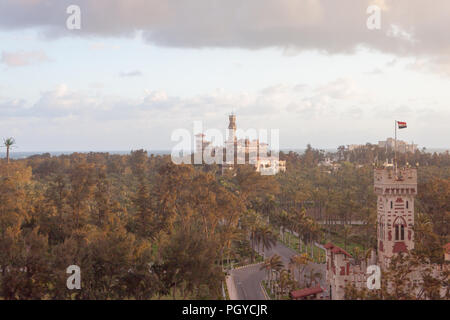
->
0, 0, 449, 152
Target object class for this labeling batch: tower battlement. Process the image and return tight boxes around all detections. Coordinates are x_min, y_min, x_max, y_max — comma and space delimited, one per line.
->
374, 168, 417, 196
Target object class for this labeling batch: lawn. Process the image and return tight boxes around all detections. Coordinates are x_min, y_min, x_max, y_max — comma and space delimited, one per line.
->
278, 231, 326, 263
320, 225, 366, 254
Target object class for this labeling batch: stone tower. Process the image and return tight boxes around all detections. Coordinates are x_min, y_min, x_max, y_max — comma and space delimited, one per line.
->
227, 113, 237, 145
374, 167, 417, 267
224, 113, 237, 170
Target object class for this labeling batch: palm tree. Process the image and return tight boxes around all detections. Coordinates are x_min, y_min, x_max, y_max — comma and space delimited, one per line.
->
246, 212, 261, 262
289, 253, 312, 287
278, 210, 290, 242
308, 221, 321, 259
250, 226, 261, 262
260, 258, 272, 287
278, 269, 294, 298
3, 137, 15, 163
269, 255, 284, 294
294, 217, 304, 252
257, 225, 277, 257
261, 254, 284, 295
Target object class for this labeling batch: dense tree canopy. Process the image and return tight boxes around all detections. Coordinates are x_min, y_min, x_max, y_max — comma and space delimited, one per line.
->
0, 145, 448, 299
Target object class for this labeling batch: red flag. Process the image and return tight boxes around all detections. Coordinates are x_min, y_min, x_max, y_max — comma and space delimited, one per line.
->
397, 121, 407, 129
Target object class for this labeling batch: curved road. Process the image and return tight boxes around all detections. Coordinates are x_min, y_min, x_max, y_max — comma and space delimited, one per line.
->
233, 264, 266, 300
231, 241, 327, 300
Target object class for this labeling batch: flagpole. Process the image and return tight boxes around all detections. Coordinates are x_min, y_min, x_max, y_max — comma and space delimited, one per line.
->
394, 120, 397, 176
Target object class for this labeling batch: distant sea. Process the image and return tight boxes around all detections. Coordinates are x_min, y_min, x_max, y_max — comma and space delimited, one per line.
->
2, 150, 170, 160
1, 148, 448, 160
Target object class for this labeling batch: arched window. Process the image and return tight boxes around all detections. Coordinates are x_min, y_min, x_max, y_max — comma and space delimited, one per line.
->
406, 201, 409, 209
394, 217, 406, 241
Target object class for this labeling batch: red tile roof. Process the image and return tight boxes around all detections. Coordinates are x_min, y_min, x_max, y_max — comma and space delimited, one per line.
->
331, 246, 352, 258
324, 242, 335, 249
290, 286, 323, 299
393, 242, 408, 253
324, 242, 352, 257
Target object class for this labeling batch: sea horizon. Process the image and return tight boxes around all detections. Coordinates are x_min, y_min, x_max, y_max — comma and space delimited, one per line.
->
3, 147, 449, 160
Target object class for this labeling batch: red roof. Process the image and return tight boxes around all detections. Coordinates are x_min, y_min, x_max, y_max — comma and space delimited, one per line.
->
331, 246, 352, 258
290, 286, 323, 299
324, 242, 352, 258
444, 243, 450, 254
324, 242, 335, 249
393, 242, 408, 253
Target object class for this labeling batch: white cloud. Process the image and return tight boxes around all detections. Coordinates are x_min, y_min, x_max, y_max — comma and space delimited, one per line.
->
89, 42, 121, 51
386, 24, 417, 44
1, 50, 50, 67
0, 78, 448, 150
143, 90, 168, 102
314, 78, 359, 100
119, 70, 143, 77
0, 79, 365, 121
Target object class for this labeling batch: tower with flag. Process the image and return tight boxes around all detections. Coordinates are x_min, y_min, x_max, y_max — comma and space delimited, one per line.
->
376, 120, 416, 267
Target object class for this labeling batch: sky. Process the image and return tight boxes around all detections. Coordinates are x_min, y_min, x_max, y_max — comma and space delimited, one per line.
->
0, 0, 449, 152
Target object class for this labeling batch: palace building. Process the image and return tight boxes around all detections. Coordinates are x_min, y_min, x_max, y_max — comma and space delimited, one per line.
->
195, 114, 286, 175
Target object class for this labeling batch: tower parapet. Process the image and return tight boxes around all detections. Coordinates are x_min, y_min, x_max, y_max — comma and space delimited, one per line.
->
374, 168, 417, 196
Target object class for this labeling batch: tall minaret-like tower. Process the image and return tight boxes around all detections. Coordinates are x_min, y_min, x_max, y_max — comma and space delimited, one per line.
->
374, 167, 417, 267
224, 113, 237, 169
227, 113, 237, 145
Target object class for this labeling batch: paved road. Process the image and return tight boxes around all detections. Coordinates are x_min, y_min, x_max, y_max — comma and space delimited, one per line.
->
265, 241, 327, 290
231, 240, 327, 300
232, 264, 266, 300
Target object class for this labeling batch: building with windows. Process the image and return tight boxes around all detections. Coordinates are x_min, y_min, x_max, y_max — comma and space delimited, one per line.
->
378, 138, 418, 153
325, 166, 448, 300
374, 167, 417, 267
195, 114, 286, 175
347, 139, 418, 153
